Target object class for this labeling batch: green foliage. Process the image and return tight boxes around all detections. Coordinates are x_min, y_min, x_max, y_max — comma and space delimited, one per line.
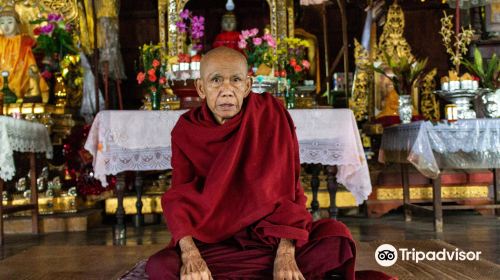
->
462, 48, 500, 89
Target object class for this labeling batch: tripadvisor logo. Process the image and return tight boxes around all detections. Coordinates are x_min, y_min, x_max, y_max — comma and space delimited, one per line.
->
375, 243, 482, 267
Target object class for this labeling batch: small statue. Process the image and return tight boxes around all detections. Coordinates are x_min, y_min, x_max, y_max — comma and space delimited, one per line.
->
0, 6, 49, 102
24, 65, 43, 103
15, 177, 27, 192
212, 12, 240, 51
2, 191, 7, 201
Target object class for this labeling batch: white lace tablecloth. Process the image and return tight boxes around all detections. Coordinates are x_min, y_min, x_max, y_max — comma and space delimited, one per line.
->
0, 116, 53, 181
379, 119, 500, 179
85, 109, 371, 204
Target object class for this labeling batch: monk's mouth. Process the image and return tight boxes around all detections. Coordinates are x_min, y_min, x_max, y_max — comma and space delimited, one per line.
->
218, 104, 236, 110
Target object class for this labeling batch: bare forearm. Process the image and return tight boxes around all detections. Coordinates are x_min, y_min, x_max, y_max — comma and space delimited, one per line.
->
179, 236, 200, 258
277, 238, 295, 255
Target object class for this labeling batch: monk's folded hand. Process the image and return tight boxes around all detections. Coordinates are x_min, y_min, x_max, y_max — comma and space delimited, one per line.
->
273, 239, 305, 280
179, 236, 213, 280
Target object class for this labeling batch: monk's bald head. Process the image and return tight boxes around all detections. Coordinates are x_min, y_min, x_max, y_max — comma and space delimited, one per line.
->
195, 47, 252, 125
200, 47, 247, 78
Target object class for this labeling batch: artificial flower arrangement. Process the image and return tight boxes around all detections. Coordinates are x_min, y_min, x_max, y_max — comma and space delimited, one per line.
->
438, 12, 477, 92
373, 51, 428, 96
238, 28, 277, 75
31, 13, 78, 67
277, 37, 311, 85
136, 43, 167, 109
167, 9, 205, 82
176, 9, 205, 54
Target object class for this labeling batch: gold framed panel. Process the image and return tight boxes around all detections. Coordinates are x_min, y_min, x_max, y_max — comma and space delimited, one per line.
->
158, 0, 294, 56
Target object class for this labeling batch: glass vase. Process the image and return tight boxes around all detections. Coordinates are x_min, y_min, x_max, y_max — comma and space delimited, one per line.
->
398, 95, 412, 124
150, 90, 161, 110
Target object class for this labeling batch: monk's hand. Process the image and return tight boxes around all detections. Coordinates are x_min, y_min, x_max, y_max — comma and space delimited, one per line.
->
179, 236, 213, 280
273, 238, 305, 280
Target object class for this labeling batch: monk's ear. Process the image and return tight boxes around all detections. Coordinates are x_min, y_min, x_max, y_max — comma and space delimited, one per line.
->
195, 78, 206, 99
244, 76, 252, 97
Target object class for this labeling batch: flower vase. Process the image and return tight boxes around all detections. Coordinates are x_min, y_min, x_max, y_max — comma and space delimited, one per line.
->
286, 79, 296, 109
398, 95, 412, 124
150, 90, 161, 110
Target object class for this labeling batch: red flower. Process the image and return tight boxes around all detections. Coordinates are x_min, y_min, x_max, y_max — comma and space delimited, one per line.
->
136, 72, 145, 84
41, 70, 53, 80
152, 59, 160, 68
33, 27, 41, 36
293, 64, 302, 72
159, 77, 167, 85
290, 58, 297, 67
301, 60, 310, 69
150, 86, 157, 93
147, 68, 156, 76
280, 70, 287, 77
148, 73, 157, 82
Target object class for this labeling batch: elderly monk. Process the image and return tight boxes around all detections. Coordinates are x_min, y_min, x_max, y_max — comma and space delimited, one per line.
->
146, 47, 387, 280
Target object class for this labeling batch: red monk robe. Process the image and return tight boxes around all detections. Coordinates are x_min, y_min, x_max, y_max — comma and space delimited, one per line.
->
146, 93, 393, 280
212, 31, 241, 51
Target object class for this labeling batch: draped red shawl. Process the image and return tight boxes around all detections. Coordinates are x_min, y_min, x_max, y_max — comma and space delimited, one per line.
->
162, 92, 313, 246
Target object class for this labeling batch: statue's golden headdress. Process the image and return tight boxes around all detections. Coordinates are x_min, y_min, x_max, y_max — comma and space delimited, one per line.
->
222, 11, 236, 21
0, 4, 21, 23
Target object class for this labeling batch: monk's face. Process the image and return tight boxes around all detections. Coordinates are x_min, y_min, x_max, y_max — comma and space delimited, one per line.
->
0, 16, 18, 37
196, 49, 251, 124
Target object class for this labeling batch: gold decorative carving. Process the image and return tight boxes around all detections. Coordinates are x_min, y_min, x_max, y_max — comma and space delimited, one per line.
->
376, 185, 489, 201
420, 68, 440, 121
375, 1, 413, 62
350, 39, 371, 121
159, 0, 293, 56
374, 1, 416, 113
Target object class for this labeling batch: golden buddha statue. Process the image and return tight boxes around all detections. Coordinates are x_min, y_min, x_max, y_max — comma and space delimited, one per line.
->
212, 12, 240, 51
25, 65, 42, 103
0, 6, 49, 103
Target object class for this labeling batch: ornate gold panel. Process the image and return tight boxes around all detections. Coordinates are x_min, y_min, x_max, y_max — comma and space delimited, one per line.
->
158, 0, 294, 56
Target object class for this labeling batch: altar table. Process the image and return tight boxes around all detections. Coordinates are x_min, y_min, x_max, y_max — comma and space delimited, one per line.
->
0, 116, 53, 245
85, 109, 372, 237
379, 120, 500, 232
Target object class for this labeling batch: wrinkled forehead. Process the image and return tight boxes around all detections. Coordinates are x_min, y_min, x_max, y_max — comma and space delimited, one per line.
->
201, 54, 247, 77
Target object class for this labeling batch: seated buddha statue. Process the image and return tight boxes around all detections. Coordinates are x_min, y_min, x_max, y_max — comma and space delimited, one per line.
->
0, 6, 49, 103
212, 12, 240, 51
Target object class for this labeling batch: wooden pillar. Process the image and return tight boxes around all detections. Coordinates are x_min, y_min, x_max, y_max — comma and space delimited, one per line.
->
29, 153, 39, 234
401, 163, 411, 222
134, 172, 144, 227
0, 177, 4, 246
114, 182, 126, 240
310, 164, 321, 219
326, 165, 338, 219
432, 174, 443, 232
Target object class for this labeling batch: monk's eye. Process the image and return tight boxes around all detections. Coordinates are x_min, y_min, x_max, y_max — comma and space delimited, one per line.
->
232, 77, 242, 83
211, 77, 222, 84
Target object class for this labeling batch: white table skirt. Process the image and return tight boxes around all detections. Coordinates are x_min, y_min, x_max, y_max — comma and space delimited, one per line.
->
0, 116, 53, 181
379, 119, 500, 178
85, 109, 371, 204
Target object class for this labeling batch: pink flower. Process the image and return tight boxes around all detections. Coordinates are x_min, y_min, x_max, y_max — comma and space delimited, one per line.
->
249, 28, 259, 37
159, 77, 167, 85
301, 60, 310, 69
238, 40, 247, 49
179, 9, 190, 20
152, 59, 160, 68
136, 72, 145, 84
241, 30, 250, 39
176, 21, 187, 33
150, 86, 157, 93
252, 37, 262, 46
47, 13, 63, 22
40, 24, 55, 35
263, 34, 276, 48
147, 69, 156, 76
